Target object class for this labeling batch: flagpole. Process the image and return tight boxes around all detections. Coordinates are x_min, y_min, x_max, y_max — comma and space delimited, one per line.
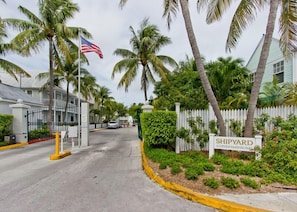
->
78, 29, 81, 147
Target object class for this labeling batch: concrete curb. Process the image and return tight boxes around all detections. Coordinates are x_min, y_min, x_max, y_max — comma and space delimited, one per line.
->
0, 142, 28, 151
140, 142, 270, 212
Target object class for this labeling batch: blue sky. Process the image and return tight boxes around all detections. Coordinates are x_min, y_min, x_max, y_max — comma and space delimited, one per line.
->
1, 0, 278, 106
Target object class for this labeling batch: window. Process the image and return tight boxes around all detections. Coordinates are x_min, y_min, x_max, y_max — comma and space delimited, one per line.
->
273, 61, 284, 83
27, 90, 33, 96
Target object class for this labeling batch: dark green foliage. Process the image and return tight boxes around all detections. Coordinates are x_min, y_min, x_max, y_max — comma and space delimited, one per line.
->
203, 177, 219, 189
221, 177, 240, 189
176, 116, 209, 150
171, 165, 182, 175
240, 177, 259, 189
0, 114, 13, 141
140, 111, 176, 148
202, 163, 216, 171
209, 120, 218, 134
220, 160, 245, 175
185, 165, 204, 180
211, 153, 229, 165
159, 163, 167, 169
28, 125, 50, 140
229, 119, 244, 137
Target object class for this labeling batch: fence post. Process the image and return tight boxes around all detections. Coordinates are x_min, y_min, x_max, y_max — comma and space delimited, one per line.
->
142, 102, 153, 113
175, 102, 180, 154
208, 103, 215, 121
208, 133, 215, 159
9, 99, 30, 143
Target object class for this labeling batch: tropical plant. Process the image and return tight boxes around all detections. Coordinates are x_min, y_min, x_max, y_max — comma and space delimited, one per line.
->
37, 46, 94, 123
112, 17, 177, 102
119, 0, 227, 135
74, 74, 99, 101
0, 17, 30, 81
283, 82, 297, 106
94, 86, 114, 109
153, 56, 208, 110
3, 0, 91, 128
92, 86, 114, 123
259, 76, 286, 107
163, 0, 227, 135
202, 1, 296, 137
205, 57, 252, 107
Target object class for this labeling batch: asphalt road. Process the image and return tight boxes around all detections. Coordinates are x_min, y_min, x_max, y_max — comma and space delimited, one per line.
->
0, 127, 219, 212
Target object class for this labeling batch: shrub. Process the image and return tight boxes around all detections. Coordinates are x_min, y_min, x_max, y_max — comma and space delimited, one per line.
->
140, 111, 176, 148
211, 153, 229, 165
170, 165, 182, 175
185, 165, 204, 180
240, 177, 259, 189
159, 163, 167, 169
28, 125, 50, 140
202, 163, 216, 171
221, 177, 240, 189
203, 177, 219, 189
0, 114, 13, 141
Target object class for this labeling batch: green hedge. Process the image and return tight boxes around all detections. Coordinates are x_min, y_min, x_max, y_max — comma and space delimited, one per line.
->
140, 111, 176, 148
28, 125, 51, 140
0, 114, 13, 141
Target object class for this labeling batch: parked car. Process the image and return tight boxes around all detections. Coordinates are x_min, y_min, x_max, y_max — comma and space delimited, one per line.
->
107, 120, 120, 129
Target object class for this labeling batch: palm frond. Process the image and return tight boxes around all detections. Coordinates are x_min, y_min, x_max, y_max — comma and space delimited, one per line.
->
225, 0, 266, 52
279, 0, 297, 57
162, 0, 179, 29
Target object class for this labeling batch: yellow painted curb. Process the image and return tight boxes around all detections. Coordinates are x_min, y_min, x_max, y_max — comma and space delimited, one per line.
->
0, 142, 28, 151
140, 142, 270, 212
50, 150, 71, 160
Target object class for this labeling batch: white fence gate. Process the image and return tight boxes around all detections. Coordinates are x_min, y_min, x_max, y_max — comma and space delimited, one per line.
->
175, 103, 297, 152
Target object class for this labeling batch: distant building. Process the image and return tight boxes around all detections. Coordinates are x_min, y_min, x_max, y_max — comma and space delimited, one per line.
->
0, 82, 42, 114
0, 71, 95, 124
246, 35, 297, 91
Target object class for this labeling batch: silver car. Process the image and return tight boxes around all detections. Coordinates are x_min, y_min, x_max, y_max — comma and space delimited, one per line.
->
107, 120, 120, 129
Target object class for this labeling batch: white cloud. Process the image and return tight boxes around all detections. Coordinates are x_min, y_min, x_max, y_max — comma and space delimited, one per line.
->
1, 0, 279, 106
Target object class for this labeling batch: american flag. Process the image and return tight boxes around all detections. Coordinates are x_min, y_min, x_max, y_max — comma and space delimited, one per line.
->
81, 36, 103, 59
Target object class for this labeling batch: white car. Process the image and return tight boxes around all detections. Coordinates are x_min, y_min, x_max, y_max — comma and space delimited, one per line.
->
107, 121, 120, 129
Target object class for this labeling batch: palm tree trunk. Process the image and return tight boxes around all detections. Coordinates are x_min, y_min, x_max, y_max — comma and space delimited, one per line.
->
244, 1, 278, 137
48, 37, 54, 132
179, 0, 226, 135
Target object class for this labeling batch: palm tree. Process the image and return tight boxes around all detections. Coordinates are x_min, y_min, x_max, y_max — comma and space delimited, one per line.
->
3, 0, 91, 129
74, 74, 99, 101
95, 86, 114, 109
205, 57, 252, 106
203, 1, 295, 136
119, 0, 226, 135
93, 86, 114, 124
37, 45, 91, 123
112, 18, 177, 102
0, 18, 30, 81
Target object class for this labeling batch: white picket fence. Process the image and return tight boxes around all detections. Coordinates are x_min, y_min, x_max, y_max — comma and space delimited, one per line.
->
175, 103, 297, 152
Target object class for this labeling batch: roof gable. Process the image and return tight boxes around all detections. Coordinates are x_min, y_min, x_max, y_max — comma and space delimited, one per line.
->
0, 83, 42, 105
